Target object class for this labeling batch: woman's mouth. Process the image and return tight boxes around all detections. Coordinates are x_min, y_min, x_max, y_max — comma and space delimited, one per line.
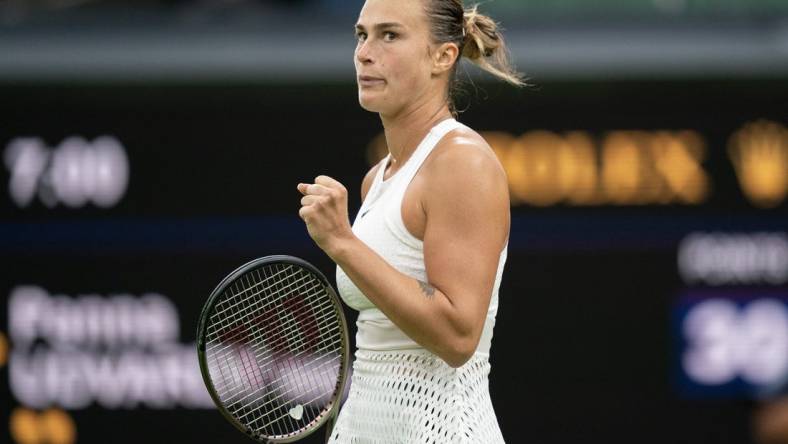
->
358, 76, 386, 88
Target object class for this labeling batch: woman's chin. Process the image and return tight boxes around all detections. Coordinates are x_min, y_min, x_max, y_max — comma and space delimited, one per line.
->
358, 92, 385, 113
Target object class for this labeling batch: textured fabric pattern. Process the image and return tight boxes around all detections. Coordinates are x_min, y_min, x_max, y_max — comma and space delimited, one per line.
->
327, 349, 505, 444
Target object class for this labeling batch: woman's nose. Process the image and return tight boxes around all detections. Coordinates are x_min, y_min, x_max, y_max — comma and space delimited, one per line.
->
356, 41, 373, 64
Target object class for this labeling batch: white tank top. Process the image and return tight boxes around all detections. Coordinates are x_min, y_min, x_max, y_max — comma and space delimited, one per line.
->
335, 118, 508, 356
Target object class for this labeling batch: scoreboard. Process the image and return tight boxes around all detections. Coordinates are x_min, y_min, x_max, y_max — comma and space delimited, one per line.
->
1, 78, 787, 444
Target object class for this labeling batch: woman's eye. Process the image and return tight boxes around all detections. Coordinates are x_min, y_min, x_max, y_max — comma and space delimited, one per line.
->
355, 32, 367, 42
383, 32, 397, 41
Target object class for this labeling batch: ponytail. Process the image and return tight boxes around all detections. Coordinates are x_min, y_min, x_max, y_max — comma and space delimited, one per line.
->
425, 0, 525, 115
461, 5, 524, 86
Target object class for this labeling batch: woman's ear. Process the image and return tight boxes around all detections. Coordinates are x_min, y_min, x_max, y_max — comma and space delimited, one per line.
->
431, 42, 460, 75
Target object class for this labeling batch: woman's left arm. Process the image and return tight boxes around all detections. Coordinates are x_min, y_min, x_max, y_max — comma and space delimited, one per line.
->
297, 138, 510, 368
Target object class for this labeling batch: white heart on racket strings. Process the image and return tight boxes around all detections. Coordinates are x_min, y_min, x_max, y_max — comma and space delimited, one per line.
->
289, 404, 304, 421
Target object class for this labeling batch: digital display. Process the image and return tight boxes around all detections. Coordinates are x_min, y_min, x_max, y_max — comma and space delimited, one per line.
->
674, 291, 788, 397
674, 231, 788, 398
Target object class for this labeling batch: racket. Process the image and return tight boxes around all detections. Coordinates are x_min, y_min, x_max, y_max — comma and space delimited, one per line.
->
197, 255, 351, 443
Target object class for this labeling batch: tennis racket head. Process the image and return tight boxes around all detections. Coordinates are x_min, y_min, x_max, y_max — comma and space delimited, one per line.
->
197, 255, 350, 443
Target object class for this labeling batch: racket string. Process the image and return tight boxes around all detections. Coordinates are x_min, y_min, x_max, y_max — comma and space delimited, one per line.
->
209, 286, 337, 432
209, 320, 343, 412
209, 265, 309, 328
258, 264, 332, 428
209, 322, 341, 416
204, 262, 347, 439
206, 274, 329, 360
232, 350, 342, 425
209, 265, 294, 321
206, 283, 341, 386
210, 313, 343, 411
207, 267, 327, 351
207, 266, 341, 362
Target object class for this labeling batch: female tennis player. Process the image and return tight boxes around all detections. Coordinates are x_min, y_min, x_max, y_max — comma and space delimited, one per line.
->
297, 0, 522, 441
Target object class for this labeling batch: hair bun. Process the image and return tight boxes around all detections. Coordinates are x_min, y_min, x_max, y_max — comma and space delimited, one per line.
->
461, 8, 481, 59
457, 5, 524, 86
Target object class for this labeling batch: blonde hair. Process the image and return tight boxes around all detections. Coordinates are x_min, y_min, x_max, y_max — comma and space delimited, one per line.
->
425, 0, 525, 114
461, 4, 523, 86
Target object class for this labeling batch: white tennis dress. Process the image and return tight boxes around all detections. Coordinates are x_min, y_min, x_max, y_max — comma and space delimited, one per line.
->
329, 118, 508, 443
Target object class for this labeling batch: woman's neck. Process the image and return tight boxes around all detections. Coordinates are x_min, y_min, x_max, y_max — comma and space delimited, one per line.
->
379, 98, 453, 172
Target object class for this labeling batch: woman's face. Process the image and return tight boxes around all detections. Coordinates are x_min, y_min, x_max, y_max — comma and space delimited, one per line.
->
354, 0, 436, 116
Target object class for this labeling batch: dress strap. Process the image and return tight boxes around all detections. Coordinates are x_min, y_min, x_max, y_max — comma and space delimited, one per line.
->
357, 118, 463, 219
394, 118, 464, 190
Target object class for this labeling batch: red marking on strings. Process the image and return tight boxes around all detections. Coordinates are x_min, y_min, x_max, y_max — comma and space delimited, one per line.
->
219, 293, 322, 355
237, 344, 264, 389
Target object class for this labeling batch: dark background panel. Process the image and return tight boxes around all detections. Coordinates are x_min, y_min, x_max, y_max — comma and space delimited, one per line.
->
2, 80, 787, 219
1, 78, 786, 444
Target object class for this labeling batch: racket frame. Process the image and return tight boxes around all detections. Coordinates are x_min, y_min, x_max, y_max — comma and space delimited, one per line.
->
197, 255, 351, 443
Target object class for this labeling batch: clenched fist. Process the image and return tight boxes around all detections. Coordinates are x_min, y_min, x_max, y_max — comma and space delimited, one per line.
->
297, 175, 355, 258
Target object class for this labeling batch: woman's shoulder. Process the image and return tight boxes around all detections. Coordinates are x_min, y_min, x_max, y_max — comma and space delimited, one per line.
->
426, 124, 507, 185
419, 124, 509, 210
420, 124, 510, 239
